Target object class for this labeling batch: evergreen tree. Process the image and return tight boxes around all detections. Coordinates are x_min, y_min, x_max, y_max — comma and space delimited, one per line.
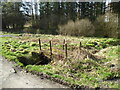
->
2, 2, 25, 31
110, 2, 120, 38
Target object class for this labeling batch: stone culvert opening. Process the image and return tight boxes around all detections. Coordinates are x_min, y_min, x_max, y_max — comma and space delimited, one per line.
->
17, 52, 51, 66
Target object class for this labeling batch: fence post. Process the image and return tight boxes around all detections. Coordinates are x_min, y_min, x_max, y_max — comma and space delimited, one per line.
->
49, 41, 52, 59
63, 39, 65, 50
65, 43, 67, 60
39, 38, 42, 51
79, 42, 82, 50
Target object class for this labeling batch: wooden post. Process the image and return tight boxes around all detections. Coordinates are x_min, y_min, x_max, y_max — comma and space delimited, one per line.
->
39, 38, 42, 51
63, 39, 65, 50
79, 42, 82, 50
65, 43, 67, 60
49, 41, 52, 59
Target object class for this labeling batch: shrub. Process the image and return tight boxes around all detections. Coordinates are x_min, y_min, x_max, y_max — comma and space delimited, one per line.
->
74, 19, 95, 36
58, 20, 75, 36
23, 27, 32, 33
58, 19, 95, 37
94, 12, 118, 38
23, 27, 37, 34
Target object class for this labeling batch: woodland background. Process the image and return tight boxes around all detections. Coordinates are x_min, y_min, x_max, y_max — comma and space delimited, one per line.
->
1, 1, 120, 38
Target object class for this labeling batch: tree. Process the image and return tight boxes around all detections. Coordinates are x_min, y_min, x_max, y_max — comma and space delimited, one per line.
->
94, 12, 118, 38
2, 1, 109, 36
76, 2, 106, 21
110, 2, 120, 38
2, 2, 25, 31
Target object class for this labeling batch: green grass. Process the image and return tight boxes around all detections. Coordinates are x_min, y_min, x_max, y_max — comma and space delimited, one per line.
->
1, 33, 120, 88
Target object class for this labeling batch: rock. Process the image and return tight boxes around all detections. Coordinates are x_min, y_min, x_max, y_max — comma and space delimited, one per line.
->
41, 77, 44, 79
13, 68, 17, 73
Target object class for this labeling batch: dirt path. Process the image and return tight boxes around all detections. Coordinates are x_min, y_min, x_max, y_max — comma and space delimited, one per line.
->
0, 56, 67, 88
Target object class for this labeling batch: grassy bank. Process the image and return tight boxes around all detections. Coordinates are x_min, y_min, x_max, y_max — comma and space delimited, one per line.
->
1, 33, 120, 88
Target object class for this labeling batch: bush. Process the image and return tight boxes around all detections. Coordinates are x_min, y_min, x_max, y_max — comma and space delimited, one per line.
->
94, 12, 118, 38
58, 19, 95, 37
23, 27, 37, 34
74, 19, 95, 36
58, 20, 75, 36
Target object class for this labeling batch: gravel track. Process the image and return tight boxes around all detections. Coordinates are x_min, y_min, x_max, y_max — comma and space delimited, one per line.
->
0, 56, 67, 88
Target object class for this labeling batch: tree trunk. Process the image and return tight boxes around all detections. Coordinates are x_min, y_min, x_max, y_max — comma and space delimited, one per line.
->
118, 14, 120, 39
13, 24, 15, 29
